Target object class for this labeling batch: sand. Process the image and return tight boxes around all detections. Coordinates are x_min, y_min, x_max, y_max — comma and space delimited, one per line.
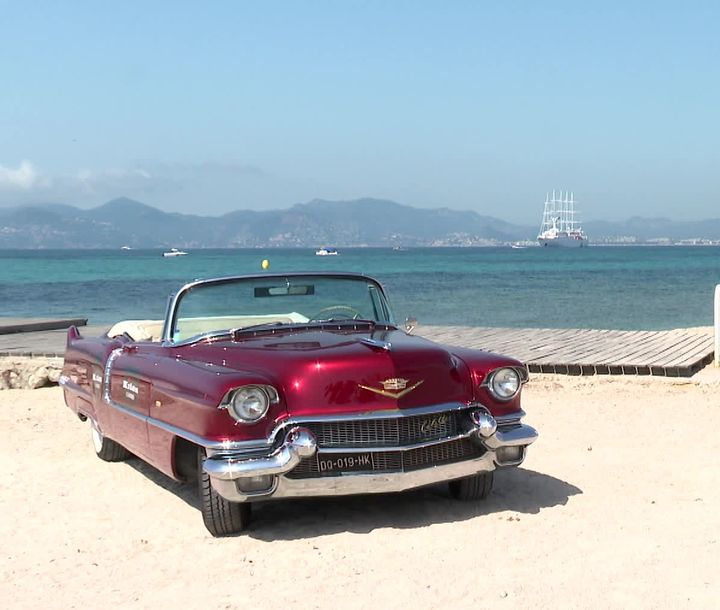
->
2, 370, 719, 609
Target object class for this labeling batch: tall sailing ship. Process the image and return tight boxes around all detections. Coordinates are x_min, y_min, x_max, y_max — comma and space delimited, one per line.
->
537, 190, 588, 248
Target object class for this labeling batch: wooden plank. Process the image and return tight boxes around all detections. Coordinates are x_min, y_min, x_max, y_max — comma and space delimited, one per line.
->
606, 334, 682, 365
628, 332, 702, 366
663, 338, 715, 367
645, 333, 714, 366
557, 330, 651, 364
596, 331, 689, 365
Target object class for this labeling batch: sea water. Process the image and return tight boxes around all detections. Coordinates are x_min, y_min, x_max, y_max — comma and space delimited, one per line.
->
1, 247, 719, 330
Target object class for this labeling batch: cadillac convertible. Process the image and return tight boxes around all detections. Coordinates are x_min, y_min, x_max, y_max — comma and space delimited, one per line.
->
60, 272, 537, 536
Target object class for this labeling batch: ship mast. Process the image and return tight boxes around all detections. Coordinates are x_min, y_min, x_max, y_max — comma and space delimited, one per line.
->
538, 188, 588, 245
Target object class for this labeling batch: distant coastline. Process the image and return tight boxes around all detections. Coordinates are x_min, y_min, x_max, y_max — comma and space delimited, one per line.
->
2, 197, 720, 248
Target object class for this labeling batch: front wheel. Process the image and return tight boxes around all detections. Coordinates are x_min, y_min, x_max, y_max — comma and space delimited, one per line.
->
90, 418, 130, 462
198, 450, 252, 537
448, 471, 494, 501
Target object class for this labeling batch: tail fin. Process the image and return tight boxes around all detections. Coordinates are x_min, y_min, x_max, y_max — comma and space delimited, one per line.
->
66, 325, 82, 347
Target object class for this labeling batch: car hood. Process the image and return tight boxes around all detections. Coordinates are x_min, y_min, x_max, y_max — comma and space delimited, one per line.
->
185, 327, 475, 418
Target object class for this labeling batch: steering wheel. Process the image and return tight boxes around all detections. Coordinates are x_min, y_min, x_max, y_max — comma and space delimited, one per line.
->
309, 305, 362, 321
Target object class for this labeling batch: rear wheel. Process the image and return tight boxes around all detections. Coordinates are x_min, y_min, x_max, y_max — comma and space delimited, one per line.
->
448, 471, 494, 501
90, 418, 130, 462
198, 449, 252, 537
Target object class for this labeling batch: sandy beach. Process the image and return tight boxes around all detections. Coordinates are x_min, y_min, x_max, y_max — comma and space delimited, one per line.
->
2, 370, 719, 609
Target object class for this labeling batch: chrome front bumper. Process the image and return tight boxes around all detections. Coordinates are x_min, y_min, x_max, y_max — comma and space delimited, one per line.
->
204, 408, 538, 503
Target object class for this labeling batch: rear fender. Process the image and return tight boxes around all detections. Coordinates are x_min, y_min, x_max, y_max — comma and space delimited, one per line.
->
62, 326, 123, 425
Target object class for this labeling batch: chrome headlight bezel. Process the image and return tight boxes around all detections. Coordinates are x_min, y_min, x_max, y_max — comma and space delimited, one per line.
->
222, 385, 278, 423
485, 367, 522, 401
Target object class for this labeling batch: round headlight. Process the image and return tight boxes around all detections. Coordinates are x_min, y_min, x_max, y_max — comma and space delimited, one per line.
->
228, 386, 270, 423
488, 367, 521, 401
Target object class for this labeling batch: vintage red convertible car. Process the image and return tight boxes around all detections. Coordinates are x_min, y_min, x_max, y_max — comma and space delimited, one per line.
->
60, 272, 537, 536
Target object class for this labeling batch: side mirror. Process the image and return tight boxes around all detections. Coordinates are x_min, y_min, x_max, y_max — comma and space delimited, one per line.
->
404, 316, 417, 334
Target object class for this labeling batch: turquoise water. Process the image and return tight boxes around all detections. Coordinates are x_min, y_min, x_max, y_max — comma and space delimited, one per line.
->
1, 247, 719, 330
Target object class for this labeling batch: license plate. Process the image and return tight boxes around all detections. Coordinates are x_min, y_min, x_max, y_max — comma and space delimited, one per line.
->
317, 452, 374, 474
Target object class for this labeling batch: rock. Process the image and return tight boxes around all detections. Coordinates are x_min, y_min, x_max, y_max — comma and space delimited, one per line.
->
0, 357, 64, 390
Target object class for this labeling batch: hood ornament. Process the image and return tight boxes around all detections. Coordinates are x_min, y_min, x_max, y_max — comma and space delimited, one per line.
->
358, 378, 424, 399
360, 337, 392, 351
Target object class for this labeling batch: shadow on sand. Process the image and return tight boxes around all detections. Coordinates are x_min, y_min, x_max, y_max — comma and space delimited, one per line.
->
124, 459, 581, 540
124, 458, 201, 509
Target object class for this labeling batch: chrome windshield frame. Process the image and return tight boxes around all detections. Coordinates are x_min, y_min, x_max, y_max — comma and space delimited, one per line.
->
160, 272, 394, 345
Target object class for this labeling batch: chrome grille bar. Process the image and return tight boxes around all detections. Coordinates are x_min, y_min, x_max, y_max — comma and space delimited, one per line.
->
286, 438, 483, 479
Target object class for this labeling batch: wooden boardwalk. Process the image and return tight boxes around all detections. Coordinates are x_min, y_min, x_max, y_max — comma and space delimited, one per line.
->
0, 318, 714, 377
420, 325, 715, 377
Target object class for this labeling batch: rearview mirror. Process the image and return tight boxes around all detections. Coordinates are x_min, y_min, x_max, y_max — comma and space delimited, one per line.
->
254, 284, 315, 297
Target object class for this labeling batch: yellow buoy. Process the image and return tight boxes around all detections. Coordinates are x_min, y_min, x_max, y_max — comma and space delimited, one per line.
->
261, 259, 270, 270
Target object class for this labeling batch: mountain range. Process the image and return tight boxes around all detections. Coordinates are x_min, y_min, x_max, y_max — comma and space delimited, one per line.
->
1, 197, 719, 248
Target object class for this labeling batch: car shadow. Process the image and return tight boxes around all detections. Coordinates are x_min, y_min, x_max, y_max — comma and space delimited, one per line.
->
123, 459, 581, 540
124, 457, 201, 510
247, 468, 581, 541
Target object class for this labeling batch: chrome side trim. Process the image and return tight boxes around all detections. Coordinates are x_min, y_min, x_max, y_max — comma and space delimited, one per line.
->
154, 411, 270, 451
102, 347, 123, 404
99, 394, 271, 452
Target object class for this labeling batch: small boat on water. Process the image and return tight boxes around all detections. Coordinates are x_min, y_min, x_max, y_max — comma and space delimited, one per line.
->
163, 248, 188, 257
315, 247, 338, 256
120, 245, 132, 251
537, 190, 588, 248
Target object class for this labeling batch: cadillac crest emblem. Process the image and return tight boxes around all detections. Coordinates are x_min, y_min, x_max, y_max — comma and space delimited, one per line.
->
382, 378, 408, 390
358, 377, 424, 399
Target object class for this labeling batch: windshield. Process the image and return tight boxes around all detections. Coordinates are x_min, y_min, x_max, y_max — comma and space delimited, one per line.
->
168, 275, 394, 342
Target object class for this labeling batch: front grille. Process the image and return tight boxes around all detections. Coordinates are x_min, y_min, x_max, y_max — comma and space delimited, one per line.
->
300, 409, 466, 448
403, 438, 479, 470
285, 438, 484, 479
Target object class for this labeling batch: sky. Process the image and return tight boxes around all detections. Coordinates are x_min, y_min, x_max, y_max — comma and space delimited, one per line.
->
0, 1, 718, 222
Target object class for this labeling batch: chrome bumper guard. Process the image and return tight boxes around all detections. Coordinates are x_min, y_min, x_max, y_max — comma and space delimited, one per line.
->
204, 409, 538, 503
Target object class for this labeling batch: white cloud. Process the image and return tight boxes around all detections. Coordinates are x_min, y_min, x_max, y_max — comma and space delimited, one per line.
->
0, 159, 320, 214
0, 160, 40, 190
74, 167, 153, 194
